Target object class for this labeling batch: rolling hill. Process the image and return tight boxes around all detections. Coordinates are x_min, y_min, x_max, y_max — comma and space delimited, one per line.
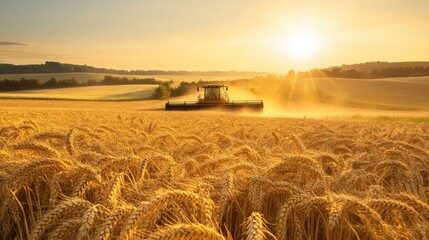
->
0, 84, 157, 101
326, 61, 429, 71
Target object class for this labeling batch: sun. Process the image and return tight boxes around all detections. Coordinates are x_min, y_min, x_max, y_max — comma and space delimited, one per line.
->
279, 32, 320, 60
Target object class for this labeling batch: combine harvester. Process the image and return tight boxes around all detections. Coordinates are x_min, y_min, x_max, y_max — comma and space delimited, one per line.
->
165, 84, 263, 111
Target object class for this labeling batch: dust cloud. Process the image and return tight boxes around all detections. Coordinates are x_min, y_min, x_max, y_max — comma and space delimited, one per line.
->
167, 76, 429, 118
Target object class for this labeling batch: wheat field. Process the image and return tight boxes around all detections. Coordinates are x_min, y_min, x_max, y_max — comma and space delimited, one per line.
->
1, 108, 429, 239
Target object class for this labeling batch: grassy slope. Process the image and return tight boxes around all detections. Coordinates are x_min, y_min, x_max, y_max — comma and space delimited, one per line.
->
0, 84, 157, 101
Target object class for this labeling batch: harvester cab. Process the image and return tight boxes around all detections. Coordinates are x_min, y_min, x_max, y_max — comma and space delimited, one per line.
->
197, 84, 229, 103
165, 84, 263, 111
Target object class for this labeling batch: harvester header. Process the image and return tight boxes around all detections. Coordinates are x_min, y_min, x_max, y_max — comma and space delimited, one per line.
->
165, 84, 263, 111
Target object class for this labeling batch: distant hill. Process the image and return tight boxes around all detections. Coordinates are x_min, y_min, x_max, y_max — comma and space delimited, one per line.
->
2, 60, 429, 79
0, 61, 266, 76
296, 61, 429, 79
326, 61, 429, 71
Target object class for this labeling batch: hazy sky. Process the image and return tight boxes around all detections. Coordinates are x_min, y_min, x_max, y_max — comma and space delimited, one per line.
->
1, 0, 428, 72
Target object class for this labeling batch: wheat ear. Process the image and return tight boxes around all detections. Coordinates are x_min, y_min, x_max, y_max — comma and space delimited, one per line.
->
146, 224, 225, 240
119, 190, 213, 239
29, 198, 92, 240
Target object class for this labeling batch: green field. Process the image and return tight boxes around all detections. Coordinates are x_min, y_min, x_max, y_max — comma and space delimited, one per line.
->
0, 84, 157, 101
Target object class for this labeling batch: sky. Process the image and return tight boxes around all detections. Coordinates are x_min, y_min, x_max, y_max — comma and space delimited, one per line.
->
1, 0, 428, 72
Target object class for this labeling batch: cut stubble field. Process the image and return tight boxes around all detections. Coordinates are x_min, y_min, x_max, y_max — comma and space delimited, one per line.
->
1, 106, 429, 239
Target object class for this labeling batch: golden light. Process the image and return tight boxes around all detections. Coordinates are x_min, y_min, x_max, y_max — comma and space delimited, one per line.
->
278, 31, 321, 60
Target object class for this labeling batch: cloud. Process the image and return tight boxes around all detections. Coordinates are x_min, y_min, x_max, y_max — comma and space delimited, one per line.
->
0, 41, 27, 46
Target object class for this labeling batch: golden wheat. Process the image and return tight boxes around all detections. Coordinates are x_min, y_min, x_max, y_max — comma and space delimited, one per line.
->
1, 108, 429, 239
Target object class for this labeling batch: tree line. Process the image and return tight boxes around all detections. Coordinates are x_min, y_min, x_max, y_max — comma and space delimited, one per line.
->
0, 61, 264, 76
151, 80, 221, 100
0, 75, 160, 91
2, 61, 429, 79
296, 66, 429, 79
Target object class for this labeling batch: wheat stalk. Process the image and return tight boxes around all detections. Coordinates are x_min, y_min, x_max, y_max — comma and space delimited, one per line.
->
47, 219, 80, 240
29, 198, 92, 240
146, 224, 225, 240
95, 208, 133, 240
119, 190, 214, 239
244, 212, 273, 240
76, 205, 98, 240
102, 173, 124, 206
11, 141, 59, 157
32, 131, 66, 140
